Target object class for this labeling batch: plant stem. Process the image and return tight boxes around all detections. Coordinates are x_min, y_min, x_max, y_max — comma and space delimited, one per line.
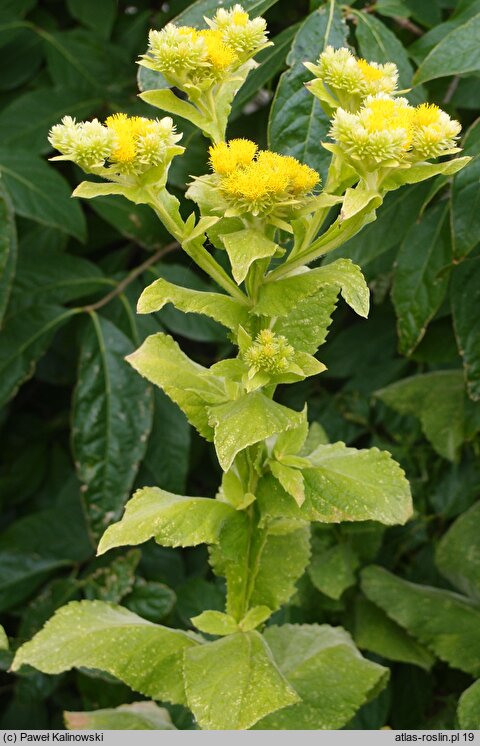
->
82, 241, 179, 313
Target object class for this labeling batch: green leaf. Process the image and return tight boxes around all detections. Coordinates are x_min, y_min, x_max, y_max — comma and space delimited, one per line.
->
231, 24, 300, 116
361, 566, 480, 676
270, 461, 305, 506
139, 89, 206, 131
73, 181, 146, 204
0, 304, 77, 407
354, 597, 435, 670
90, 196, 171, 249
0, 183, 16, 325
66, 0, 116, 39
0, 625, 7, 650
308, 536, 359, 600
220, 229, 278, 284
256, 259, 369, 318
142, 390, 191, 495
249, 524, 311, 611
210, 514, 310, 618
191, 610, 238, 636
452, 256, 480, 401
208, 392, 305, 471
184, 631, 298, 730
12, 242, 106, 305
124, 581, 176, 623
256, 624, 388, 729
452, 119, 480, 259
240, 606, 272, 632
126, 332, 229, 440
65, 702, 176, 731
392, 202, 451, 356
458, 680, 480, 729
171, 0, 280, 27
0, 87, 100, 155
409, 0, 480, 64
381, 157, 470, 192
12, 600, 198, 705
0, 148, 86, 241
137, 275, 249, 333
377, 371, 479, 461
436, 500, 480, 601
268, 5, 347, 181
274, 285, 338, 354
72, 314, 153, 539
414, 12, 480, 84
97, 486, 235, 555
352, 10, 425, 104
258, 442, 412, 526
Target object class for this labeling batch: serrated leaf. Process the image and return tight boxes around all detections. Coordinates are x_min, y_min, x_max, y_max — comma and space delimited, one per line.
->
392, 201, 451, 356
274, 285, 338, 354
414, 12, 480, 84
458, 680, 480, 729
0, 183, 16, 325
268, 5, 347, 181
258, 443, 412, 526
210, 514, 310, 618
184, 631, 298, 730
0, 304, 77, 407
452, 119, 480, 259
255, 624, 388, 729
256, 259, 369, 318
72, 314, 153, 539
354, 597, 435, 670
12, 600, 198, 705
452, 256, 480, 401
0, 625, 7, 650
137, 275, 249, 333
361, 566, 480, 676
208, 392, 305, 471
0, 148, 86, 241
97, 486, 235, 555
126, 332, 229, 440
65, 702, 176, 731
436, 500, 480, 601
270, 461, 305, 506
308, 537, 359, 600
220, 229, 278, 284
191, 610, 238, 636
377, 371, 479, 461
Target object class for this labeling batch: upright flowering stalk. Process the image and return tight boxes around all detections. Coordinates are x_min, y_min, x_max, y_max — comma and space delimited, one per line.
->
13, 15, 470, 732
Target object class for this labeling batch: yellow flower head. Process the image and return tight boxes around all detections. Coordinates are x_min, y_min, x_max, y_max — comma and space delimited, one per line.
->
104, 113, 182, 173
209, 139, 258, 174
307, 47, 399, 111
411, 103, 461, 159
210, 140, 320, 215
208, 4, 268, 55
244, 330, 294, 375
198, 29, 238, 71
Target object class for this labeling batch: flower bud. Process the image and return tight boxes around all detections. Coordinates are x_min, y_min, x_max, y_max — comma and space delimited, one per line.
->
244, 330, 295, 376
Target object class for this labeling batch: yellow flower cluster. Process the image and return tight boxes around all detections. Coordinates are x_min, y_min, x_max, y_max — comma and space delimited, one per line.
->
244, 329, 295, 376
142, 5, 268, 92
209, 139, 320, 215
48, 113, 183, 176
306, 46, 398, 111
330, 95, 461, 168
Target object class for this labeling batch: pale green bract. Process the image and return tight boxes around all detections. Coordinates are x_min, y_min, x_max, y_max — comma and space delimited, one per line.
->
13, 11, 471, 730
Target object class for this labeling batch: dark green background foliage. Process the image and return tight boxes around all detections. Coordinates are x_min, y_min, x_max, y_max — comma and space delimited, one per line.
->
0, 0, 479, 730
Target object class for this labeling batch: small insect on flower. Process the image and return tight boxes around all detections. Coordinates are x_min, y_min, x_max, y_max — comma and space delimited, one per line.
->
208, 140, 320, 216
306, 46, 399, 112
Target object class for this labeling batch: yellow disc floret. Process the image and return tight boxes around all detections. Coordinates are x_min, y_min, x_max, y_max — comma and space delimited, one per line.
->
209, 141, 320, 215
199, 29, 238, 72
